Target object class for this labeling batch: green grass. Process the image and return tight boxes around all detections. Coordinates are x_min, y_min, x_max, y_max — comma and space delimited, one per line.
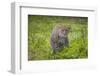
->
28, 15, 88, 60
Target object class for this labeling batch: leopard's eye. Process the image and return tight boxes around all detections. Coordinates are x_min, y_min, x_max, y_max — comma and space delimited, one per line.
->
65, 29, 68, 31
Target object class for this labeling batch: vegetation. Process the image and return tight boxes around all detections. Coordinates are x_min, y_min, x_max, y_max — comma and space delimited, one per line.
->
28, 15, 88, 60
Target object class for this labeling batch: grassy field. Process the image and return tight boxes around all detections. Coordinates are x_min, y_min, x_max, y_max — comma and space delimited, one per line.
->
28, 15, 88, 60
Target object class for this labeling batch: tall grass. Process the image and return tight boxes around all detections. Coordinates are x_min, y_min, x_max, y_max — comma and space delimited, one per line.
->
28, 15, 88, 60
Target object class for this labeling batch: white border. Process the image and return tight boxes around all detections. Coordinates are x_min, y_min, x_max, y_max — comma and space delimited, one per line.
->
11, 2, 97, 74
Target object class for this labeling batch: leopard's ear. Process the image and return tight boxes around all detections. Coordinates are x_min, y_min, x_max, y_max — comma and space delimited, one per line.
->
66, 26, 70, 31
66, 24, 70, 30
